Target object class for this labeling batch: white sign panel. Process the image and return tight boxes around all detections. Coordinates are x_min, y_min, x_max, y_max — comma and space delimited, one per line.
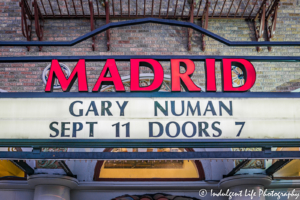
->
0, 97, 299, 139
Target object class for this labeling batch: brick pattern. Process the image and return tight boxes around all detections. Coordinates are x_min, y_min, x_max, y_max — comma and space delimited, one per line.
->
0, 0, 299, 92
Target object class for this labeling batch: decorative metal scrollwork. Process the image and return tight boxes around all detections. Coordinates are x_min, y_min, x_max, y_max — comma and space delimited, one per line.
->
36, 148, 67, 169
233, 148, 265, 169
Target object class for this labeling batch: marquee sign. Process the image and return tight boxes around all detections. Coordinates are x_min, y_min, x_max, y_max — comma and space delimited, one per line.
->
0, 55, 300, 150
0, 57, 299, 145
0, 17, 299, 158
0, 94, 300, 141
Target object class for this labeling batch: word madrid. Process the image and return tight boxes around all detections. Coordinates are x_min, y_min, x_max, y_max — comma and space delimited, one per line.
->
45, 58, 256, 92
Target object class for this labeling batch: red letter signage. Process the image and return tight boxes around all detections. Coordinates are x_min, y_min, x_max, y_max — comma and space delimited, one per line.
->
171, 59, 201, 92
130, 59, 164, 91
205, 59, 217, 92
222, 59, 256, 92
45, 59, 88, 92
92, 59, 125, 92
44, 58, 257, 92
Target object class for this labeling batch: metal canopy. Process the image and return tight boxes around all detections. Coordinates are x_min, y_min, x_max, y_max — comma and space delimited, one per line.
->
19, 0, 280, 51
21, 0, 277, 20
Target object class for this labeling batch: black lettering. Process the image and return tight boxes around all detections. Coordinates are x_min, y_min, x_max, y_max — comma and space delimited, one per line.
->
212, 121, 222, 137
122, 122, 130, 137
187, 101, 201, 116
61, 122, 70, 137
219, 101, 232, 116
86, 122, 97, 137
112, 122, 120, 137
116, 101, 128, 116
69, 101, 83, 117
182, 121, 196, 138
171, 101, 184, 116
149, 122, 164, 137
198, 122, 210, 137
49, 122, 59, 137
203, 101, 217, 116
85, 101, 99, 116
154, 101, 168, 116
101, 101, 113, 116
235, 122, 245, 137
166, 121, 180, 138
72, 122, 83, 137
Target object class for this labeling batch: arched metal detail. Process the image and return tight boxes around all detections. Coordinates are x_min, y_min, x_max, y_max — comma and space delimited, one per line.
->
1, 17, 300, 47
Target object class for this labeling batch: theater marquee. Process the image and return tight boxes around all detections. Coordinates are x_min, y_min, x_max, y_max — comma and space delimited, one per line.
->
0, 95, 300, 140
1, 56, 300, 149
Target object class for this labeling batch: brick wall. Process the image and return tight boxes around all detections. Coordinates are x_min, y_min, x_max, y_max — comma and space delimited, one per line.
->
0, 0, 299, 92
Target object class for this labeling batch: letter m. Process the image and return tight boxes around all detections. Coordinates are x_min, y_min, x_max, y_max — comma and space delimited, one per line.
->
45, 59, 88, 92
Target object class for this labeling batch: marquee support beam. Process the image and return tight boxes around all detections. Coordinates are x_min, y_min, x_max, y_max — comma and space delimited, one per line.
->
253, 0, 266, 52
1, 151, 300, 160
188, 0, 195, 51
58, 160, 76, 177
265, 159, 292, 176
10, 160, 34, 175
201, 1, 209, 51
266, 0, 279, 52
19, 0, 32, 51
105, 0, 110, 51
32, 0, 44, 51
89, 0, 96, 51
224, 159, 251, 177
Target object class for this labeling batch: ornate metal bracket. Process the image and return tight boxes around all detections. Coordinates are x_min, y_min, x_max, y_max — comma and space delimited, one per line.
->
105, 0, 111, 51
266, 0, 279, 52
253, 0, 266, 52
89, 0, 96, 51
201, 1, 209, 51
19, 0, 32, 51
188, 0, 195, 51
32, 0, 44, 51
